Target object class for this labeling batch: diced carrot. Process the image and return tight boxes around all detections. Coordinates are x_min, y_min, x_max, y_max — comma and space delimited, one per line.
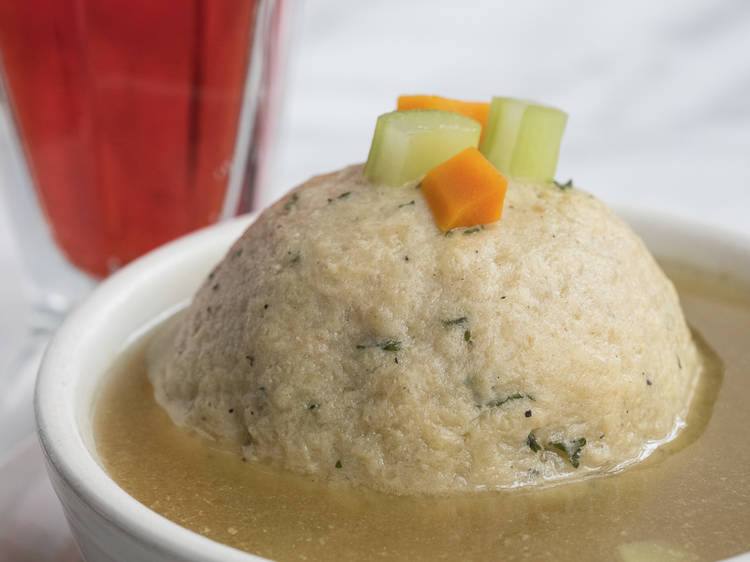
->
421, 147, 508, 232
398, 95, 490, 137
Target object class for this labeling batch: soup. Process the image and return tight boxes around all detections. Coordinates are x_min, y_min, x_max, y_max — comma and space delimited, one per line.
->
94, 264, 750, 561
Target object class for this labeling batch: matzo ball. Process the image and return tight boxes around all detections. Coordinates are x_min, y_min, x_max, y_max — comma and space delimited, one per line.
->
149, 164, 701, 495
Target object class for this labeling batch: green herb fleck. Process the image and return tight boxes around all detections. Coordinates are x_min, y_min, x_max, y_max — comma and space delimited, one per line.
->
442, 316, 468, 328
245, 355, 255, 366
255, 386, 267, 404
308, 402, 320, 411
381, 339, 402, 352
548, 437, 587, 468
488, 393, 535, 408
284, 193, 299, 212
398, 200, 415, 208
527, 432, 542, 453
338, 191, 352, 199
356, 339, 402, 352
676, 354, 682, 369
553, 179, 573, 190
463, 226, 485, 235
464, 329, 471, 342
335, 460, 342, 469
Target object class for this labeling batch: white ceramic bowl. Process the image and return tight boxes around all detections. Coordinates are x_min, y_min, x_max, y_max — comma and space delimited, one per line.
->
35, 209, 750, 562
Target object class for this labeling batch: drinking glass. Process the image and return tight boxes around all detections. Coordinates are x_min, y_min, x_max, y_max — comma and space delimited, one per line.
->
0, 0, 292, 451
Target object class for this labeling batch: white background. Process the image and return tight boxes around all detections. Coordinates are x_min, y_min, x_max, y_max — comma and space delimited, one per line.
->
266, 0, 750, 225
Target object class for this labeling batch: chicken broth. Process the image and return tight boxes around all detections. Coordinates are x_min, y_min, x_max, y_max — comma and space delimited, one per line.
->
94, 266, 750, 561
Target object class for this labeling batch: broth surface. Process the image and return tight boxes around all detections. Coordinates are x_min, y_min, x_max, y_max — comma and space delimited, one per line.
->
94, 266, 750, 561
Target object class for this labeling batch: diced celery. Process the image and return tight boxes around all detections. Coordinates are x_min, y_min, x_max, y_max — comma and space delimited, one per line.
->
364, 110, 481, 186
479, 97, 567, 181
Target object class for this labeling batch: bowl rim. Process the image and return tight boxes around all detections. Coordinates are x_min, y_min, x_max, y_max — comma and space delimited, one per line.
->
35, 213, 262, 562
34, 207, 750, 562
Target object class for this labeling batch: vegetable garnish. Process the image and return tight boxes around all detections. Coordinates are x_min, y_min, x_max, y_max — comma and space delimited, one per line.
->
397, 95, 490, 139
421, 147, 508, 232
364, 110, 481, 187
364, 95, 568, 231
480, 97, 567, 181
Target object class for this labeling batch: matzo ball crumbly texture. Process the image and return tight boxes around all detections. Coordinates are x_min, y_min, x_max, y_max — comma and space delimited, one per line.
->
150, 164, 701, 495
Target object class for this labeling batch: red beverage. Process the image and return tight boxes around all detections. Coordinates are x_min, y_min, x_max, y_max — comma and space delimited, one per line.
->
0, 0, 259, 277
